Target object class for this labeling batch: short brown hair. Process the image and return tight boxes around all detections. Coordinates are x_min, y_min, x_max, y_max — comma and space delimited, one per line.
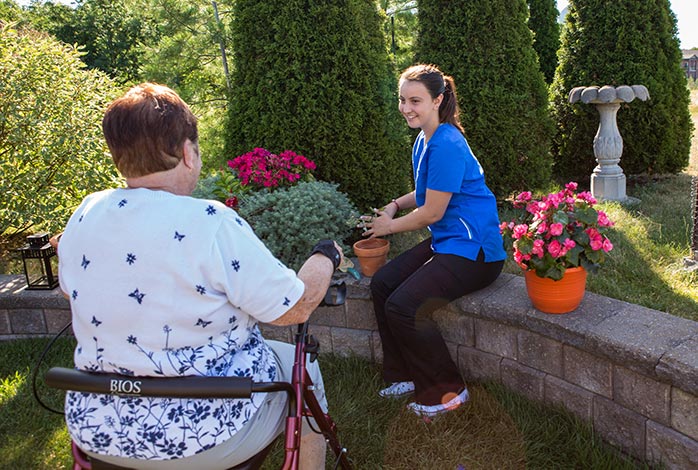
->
102, 83, 198, 178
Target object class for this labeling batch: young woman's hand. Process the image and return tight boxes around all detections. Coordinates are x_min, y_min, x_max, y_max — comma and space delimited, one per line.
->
360, 209, 393, 238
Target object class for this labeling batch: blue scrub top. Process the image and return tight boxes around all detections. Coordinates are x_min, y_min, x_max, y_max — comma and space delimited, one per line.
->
412, 123, 506, 262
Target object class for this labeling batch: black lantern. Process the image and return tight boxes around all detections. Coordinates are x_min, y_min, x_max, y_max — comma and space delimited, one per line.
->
18, 233, 59, 290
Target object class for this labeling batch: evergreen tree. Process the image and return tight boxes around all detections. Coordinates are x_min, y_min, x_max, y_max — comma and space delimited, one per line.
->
550, 0, 692, 180
415, 0, 554, 197
225, 0, 410, 211
527, 0, 560, 84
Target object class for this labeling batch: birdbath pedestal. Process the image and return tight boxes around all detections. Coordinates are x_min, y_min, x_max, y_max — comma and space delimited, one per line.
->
569, 85, 650, 202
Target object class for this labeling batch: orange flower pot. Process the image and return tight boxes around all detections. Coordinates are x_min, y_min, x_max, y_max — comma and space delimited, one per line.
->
352, 238, 390, 277
524, 266, 587, 314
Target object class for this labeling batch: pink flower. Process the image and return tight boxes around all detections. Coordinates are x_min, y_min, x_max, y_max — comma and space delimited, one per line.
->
516, 191, 532, 202
602, 238, 613, 252
512, 224, 529, 239
597, 211, 614, 227
531, 239, 545, 258
563, 239, 576, 251
224, 196, 239, 209
577, 191, 597, 205
549, 223, 564, 236
547, 239, 562, 258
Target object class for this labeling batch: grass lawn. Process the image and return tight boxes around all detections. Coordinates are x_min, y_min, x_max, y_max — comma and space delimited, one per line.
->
1, 337, 649, 469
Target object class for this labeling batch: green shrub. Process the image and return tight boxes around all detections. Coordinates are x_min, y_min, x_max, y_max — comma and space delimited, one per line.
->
550, 0, 693, 180
225, 0, 411, 212
0, 24, 121, 237
527, 0, 561, 84
415, 0, 554, 197
237, 181, 359, 271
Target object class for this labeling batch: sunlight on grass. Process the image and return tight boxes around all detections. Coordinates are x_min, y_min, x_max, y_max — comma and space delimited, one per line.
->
592, 176, 698, 319
382, 385, 527, 469
689, 89, 698, 175
0, 371, 24, 406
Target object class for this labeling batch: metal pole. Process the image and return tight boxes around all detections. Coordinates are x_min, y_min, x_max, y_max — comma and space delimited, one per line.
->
212, 1, 231, 91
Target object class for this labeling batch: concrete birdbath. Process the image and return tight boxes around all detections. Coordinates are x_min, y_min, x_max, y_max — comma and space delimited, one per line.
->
568, 85, 650, 202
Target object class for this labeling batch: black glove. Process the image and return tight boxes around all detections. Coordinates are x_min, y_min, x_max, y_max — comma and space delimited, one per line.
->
310, 239, 341, 270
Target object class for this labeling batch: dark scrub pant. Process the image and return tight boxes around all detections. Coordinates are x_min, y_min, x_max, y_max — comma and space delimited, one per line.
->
370, 238, 504, 406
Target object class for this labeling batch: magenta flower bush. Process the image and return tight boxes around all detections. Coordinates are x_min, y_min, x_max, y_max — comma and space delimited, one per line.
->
228, 148, 316, 190
500, 182, 615, 280
212, 148, 317, 210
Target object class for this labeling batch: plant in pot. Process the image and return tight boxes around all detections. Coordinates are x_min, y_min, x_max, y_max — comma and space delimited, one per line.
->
500, 182, 615, 313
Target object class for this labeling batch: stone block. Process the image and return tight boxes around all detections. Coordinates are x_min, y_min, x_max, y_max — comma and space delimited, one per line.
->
307, 325, 333, 355
259, 324, 293, 344
469, 274, 534, 325
458, 345, 501, 383
671, 388, 698, 442
310, 304, 345, 328
475, 318, 518, 359
593, 396, 646, 459
435, 308, 474, 347
501, 358, 545, 402
657, 337, 698, 396
456, 273, 518, 317
517, 292, 621, 349
544, 375, 593, 421
585, 305, 698, 378
45, 309, 72, 335
346, 299, 377, 331
646, 420, 698, 470
0, 275, 69, 309
345, 274, 371, 300
444, 340, 458, 366
371, 330, 383, 364
517, 329, 563, 376
9, 308, 47, 334
563, 345, 612, 397
613, 365, 671, 425
330, 327, 372, 360
0, 309, 10, 335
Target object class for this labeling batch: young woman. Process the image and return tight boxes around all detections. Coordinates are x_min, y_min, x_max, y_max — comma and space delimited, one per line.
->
361, 64, 506, 418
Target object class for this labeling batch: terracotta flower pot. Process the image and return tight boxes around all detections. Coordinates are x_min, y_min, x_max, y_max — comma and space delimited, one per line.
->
524, 266, 587, 314
352, 238, 390, 277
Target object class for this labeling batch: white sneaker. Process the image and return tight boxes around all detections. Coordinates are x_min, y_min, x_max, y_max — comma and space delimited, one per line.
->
407, 387, 469, 418
378, 381, 415, 398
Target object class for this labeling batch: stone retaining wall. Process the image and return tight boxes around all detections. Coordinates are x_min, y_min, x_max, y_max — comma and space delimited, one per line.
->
1, 273, 697, 469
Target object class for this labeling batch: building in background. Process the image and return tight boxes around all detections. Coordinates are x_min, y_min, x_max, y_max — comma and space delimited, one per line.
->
682, 49, 698, 80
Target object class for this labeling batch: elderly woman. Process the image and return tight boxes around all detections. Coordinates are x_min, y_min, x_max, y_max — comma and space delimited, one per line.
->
57, 83, 341, 469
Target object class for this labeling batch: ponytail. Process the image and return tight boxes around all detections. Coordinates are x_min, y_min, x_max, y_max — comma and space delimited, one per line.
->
439, 76, 464, 134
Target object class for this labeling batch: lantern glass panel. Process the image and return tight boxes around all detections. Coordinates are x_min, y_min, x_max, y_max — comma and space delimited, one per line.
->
24, 257, 48, 287
19, 233, 59, 290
